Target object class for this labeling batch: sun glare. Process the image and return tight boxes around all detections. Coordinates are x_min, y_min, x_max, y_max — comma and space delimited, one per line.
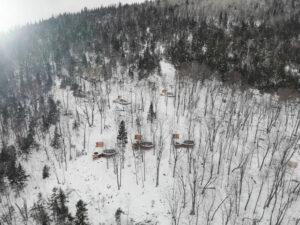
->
0, 1, 21, 32
0, 0, 17, 31
0, 0, 147, 33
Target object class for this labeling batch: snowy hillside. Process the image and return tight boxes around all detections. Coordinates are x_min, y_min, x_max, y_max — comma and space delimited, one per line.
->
1, 59, 300, 225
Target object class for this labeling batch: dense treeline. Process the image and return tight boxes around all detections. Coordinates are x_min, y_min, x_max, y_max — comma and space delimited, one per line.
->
163, 0, 300, 21
0, 0, 299, 193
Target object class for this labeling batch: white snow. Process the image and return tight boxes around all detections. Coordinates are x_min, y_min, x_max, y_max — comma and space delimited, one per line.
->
4, 60, 300, 225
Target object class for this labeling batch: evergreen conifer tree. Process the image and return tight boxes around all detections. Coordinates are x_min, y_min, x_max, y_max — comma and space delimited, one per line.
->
115, 208, 124, 225
51, 127, 61, 149
73, 120, 79, 130
117, 120, 128, 147
57, 189, 71, 223
31, 193, 51, 225
42, 165, 50, 179
48, 97, 59, 125
147, 102, 156, 123
75, 200, 89, 225
7, 162, 29, 191
48, 188, 60, 221
48, 188, 73, 224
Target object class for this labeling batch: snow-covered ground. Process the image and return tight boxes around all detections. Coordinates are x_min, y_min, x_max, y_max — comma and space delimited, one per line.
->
4, 60, 300, 225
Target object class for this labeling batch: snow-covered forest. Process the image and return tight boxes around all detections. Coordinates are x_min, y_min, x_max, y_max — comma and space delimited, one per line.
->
0, 0, 299, 224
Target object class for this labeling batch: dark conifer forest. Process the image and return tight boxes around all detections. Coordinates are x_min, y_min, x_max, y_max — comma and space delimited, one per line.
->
0, 0, 300, 224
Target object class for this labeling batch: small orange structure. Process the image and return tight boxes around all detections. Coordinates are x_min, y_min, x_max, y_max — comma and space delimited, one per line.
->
288, 161, 298, 168
173, 134, 179, 139
162, 89, 167, 94
96, 142, 104, 147
135, 135, 142, 140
